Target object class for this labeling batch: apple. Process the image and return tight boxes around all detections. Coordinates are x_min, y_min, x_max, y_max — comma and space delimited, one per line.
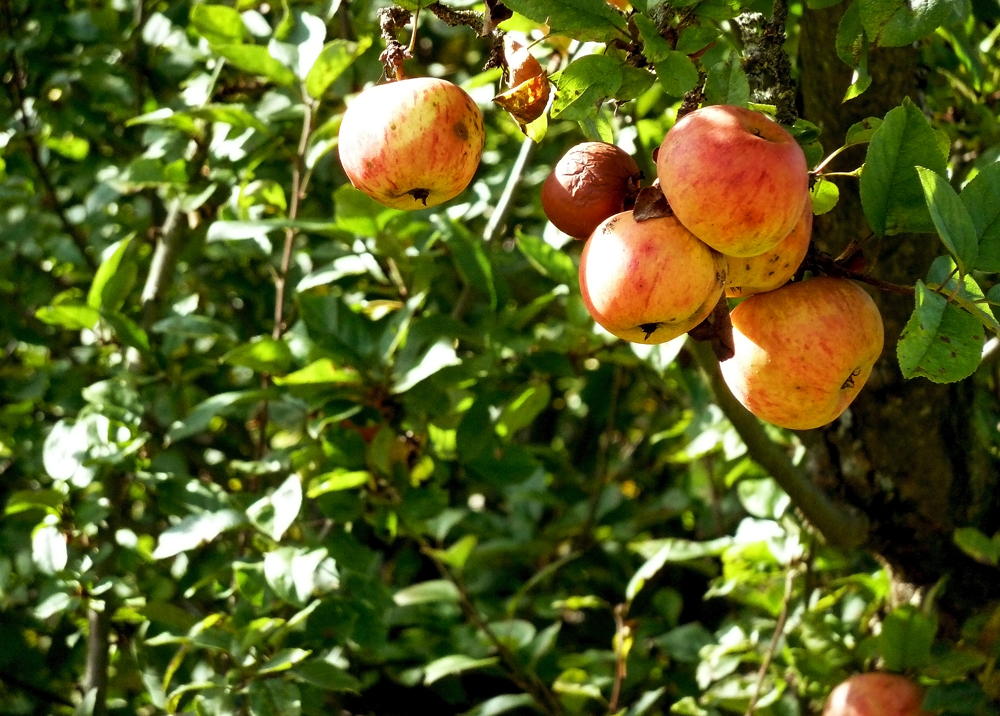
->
579, 211, 726, 344
720, 276, 884, 430
338, 77, 485, 210
822, 673, 930, 716
656, 104, 809, 257
725, 196, 813, 298
542, 142, 642, 239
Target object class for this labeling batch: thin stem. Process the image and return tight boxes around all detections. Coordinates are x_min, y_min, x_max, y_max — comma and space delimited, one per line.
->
484, 135, 535, 243
272, 99, 314, 340
420, 539, 564, 716
810, 146, 847, 176
687, 339, 870, 549
745, 567, 796, 716
140, 199, 184, 330
608, 603, 630, 714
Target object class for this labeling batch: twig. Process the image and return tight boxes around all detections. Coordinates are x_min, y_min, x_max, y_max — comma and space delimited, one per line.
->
608, 603, 631, 714
420, 539, 564, 716
484, 135, 535, 243
687, 339, 870, 548
140, 199, 184, 330
745, 567, 796, 716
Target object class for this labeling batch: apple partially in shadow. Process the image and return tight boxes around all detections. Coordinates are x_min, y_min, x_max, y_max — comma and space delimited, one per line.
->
725, 196, 813, 298
720, 276, 884, 430
579, 211, 726, 344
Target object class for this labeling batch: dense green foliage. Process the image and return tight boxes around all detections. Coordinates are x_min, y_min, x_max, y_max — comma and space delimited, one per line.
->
2, 0, 1000, 715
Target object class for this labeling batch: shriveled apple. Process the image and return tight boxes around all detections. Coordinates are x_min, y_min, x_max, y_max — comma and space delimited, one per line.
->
725, 196, 813, 298
720, 276, 884, 430
542, 142, 642, 239
822, 673, 930, 716
338, 77, 485, 210
579, 211, 726, 344
657, 104, 809, 257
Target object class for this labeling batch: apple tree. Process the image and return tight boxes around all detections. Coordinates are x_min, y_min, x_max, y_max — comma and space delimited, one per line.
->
1, 0, 1000, 714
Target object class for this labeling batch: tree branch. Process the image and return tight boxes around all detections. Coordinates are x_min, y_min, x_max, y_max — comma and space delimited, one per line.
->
140, 198, 185, 330
687, 338, 870, 549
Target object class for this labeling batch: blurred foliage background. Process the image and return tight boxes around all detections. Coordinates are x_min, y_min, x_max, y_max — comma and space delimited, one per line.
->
2, 0, 1000, 715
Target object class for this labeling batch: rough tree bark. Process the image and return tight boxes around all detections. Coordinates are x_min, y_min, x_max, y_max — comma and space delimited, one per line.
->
798, 5, 1000, 620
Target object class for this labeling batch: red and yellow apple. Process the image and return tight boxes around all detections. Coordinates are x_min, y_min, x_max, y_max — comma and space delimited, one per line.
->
725, 196, 813, 298
338, 77, 485, 210
720, 276, 884, 430
822, 673, 930, 716
579, 211, 726, 344
542, 142, 642, 239
656, 104, 809, 257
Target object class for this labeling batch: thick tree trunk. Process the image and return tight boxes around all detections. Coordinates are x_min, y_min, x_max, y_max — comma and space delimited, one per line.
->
797, 6, 1000, 616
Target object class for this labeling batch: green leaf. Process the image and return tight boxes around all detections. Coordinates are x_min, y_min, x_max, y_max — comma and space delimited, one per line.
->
166, 390, 272, 443
676, 25, 719, 54
633, 14, 672, 63
860, 97, 948, 236
878, 604, 938, 671
87, 235, 136, 312
189, 4, 247, 45
393, 579, 461, 606
111, 158, 187, 192
500, 0, 627, 42
429, 535, 478, 570
960, 162, 1000, 272
272, 358, 361, 386
392, 339, 462, 394
246, 474, 301, 541
810, 177, 840, 215
953, 526, 1000, 566
916, 166, 978, 274
897, 281, 984, 383
439, 219, 496, 309
213, 44, 297, 86
45, 132, 90, 160
151, 509, 247, 559
290, 659, 361, 692
627, 537, 733, 601
859, 0, 952, 47
551, 55, 623, 121
835, 3, 872, 99
424, 655, 500, 685
4, 489, 64, 517
705, 54, 749, 107
35, 304, 101, 330
306, 469, 371, 496
844, 116, 884, 147
32, 525, 67, 575
222, 336, 293, 375
515, 230, 577, 284
335, 184, 405, 236
268, 11, 327, 80
305, 37, 372, 98
496, 384, 552, 437
249, 680, 301, 716
461, 694, 536, 716
258, 648, 311, 675
103, 311, 151, 353
654, 51, 700, 97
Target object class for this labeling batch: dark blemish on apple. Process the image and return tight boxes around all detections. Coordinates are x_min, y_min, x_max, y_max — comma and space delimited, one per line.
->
407, 188, 431, 205
454, 121, 469, 141
638, 322, 662, 341
841, 367, 862, 390
744, 263, 751, 270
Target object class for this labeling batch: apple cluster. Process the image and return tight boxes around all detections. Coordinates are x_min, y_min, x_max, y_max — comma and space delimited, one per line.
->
543, 105, 885, 431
